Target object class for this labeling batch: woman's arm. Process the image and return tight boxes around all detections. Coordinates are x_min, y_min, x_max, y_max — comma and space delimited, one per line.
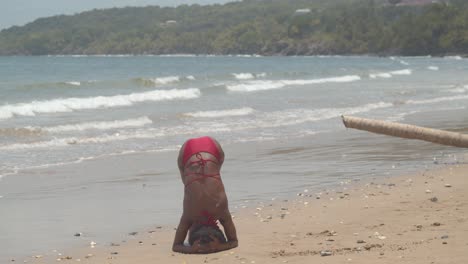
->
172, 215, 194, 254
219, 210, 238, 250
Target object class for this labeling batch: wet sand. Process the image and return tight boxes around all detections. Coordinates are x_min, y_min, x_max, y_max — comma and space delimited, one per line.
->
20, 162, 468, 264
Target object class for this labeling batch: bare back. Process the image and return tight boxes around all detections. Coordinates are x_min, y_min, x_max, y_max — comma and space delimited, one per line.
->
173, 137, 237, 254
177, 139, 230, 225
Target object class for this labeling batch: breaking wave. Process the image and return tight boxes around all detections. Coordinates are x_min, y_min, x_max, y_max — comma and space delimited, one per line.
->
64, 81, 81, 86
0, 88, 201, 120
41, 116, 153, 133
233, 73, 255, 80
232, 73, 266, 80
226, 75, 361, 92
0, 101, 391, 151
184, 107, 254, 118
369, 69, 412, 79
444, 56, 463, 60
135, 76, 181, 86
407, 95, 468, 105
448, 85, 468, 94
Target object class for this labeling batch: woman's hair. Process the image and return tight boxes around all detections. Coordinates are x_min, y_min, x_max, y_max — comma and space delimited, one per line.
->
189, 226, 227, 245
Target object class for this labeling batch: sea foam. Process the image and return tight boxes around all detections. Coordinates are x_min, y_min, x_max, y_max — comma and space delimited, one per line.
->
407, 95, 468, 105
151, 76, 181, 84
208, 102, 392, 131
0, 101, 392, 151
233, 73, 255, 80
444, 56, 463, 60
369, 69, 412, 79
448, 85, 468, 94
65, 81, 81, 86
227, 75, 361, 92
136, 76, 181, 86
41, 116, 153, 133
0, 88, 200, 120
184, 107, 254, 118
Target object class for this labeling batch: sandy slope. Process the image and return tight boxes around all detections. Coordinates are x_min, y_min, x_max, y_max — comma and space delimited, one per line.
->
22, 163, 468, 264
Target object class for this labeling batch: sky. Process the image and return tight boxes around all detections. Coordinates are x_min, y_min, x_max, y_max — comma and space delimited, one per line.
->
0, 0, 234, 30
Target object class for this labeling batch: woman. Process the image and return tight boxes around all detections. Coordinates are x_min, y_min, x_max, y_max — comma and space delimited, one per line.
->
172, 136, 238, 254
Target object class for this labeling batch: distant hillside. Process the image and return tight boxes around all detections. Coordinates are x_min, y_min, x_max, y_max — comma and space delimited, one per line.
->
0, 0, 467, 56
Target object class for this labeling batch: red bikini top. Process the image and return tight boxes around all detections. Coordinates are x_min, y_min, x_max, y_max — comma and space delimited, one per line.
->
182, 136, 221, 166
182, 136, 222, 187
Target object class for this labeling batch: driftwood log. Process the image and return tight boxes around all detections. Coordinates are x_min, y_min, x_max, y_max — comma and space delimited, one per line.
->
342, 115, 468, 148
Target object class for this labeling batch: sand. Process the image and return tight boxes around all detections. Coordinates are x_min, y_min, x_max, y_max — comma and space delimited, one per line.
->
18, 163, 468, 264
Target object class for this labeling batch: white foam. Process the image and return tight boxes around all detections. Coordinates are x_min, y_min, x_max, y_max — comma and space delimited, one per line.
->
369, 73, 392, 79
184, 107, 254, 118
0, 134, 142, 151
0, 127, 178, 151
65, 81, 81, 86
390, 69, 412, 75
150, 76, 181, 85
0, 101, 393, 151
389, 57, 409, 65
399, 60, 410, 65
227, 80, 284, 92
407, 95, 468, 105
0, 88, 200, 120
227, 75, 361, 92
233, 73, 255, 80
444, 55, 463, 60
389, 107, 466, 122
0, 137, 78, 150
235, 54, 262, 58
428, 66, 439, 71
187, 75, 196, 80
369, 69, 412, 79
448, 85, 468, 94
159, 54, 197, 57
40, 116, 153, 133
448, 88, 466, 94
228, 102, 392, 130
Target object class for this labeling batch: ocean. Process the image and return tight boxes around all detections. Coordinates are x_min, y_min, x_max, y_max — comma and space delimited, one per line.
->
0, 55, 467, 260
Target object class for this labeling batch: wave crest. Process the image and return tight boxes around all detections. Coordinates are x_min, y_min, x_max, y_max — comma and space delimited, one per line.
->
227, 75, 361, 92
43, 116, 153, 133
184, 107, 254, 118
0, 88, 200, 120
369, 69, 412, 79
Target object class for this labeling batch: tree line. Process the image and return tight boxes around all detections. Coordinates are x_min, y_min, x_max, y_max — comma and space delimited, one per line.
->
0, 0, 467, 56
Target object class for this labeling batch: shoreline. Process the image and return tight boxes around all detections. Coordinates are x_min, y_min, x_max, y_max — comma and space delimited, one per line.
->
15, 160, 468, 264
1, 54, 468, 58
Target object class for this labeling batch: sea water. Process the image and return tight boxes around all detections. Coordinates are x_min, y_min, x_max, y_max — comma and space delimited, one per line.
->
0, 55, 467, 260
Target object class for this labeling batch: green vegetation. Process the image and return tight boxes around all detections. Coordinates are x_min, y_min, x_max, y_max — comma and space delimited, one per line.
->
0, 0, 467, 56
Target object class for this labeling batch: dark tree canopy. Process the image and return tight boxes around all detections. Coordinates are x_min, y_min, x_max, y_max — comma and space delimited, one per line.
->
0, 0, 467, 56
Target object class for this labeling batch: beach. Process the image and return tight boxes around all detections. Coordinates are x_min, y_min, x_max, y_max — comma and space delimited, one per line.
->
1, 55, 468, 262
12, 154, 468, 264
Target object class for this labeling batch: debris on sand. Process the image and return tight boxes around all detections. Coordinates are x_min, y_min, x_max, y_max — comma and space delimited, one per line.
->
320, 250, 332, 256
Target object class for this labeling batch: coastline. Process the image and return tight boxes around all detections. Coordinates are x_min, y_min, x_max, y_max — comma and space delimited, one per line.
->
15, 159, 468, 263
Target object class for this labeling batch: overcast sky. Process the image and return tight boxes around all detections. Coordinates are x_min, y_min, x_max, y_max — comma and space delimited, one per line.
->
0, 0, 234, 30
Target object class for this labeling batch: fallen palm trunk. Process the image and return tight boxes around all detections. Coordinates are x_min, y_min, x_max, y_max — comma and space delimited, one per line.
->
342, 115, 468, 148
